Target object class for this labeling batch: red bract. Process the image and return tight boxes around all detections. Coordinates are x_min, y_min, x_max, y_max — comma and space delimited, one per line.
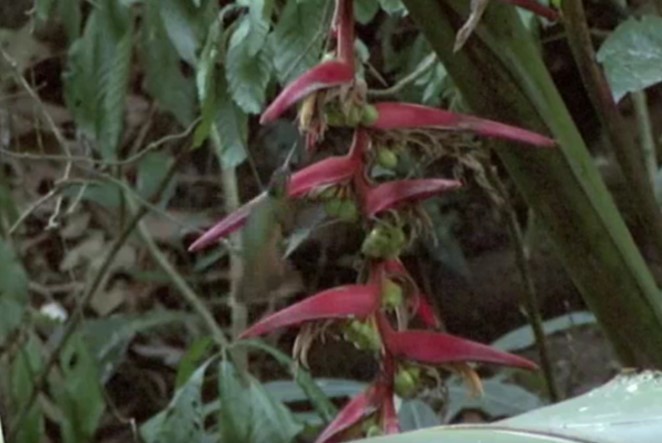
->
371, 102, 555, 147
188, 194, 265, 252
362, 178, 462, 217
501, 0, 560, 21
332, 0, 355, 67
260, 60, 354, 124
379, 317, 537, 370
315, 382, 393, 443
240, 284, 381, 338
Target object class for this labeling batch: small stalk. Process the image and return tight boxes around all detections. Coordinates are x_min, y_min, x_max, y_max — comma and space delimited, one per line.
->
211, 129, 247, 372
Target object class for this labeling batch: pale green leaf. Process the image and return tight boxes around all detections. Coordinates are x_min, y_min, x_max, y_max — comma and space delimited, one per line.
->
378, 0, 406, 14
597, 15, 662, 101
249, 378, 303, 443
355, 0, 381, 24
159, 0, 216, 65
214, 73, 248, 167
399, 400, 441, 431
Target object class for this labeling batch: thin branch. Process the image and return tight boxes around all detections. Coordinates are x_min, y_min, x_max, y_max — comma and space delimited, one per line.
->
7, 153, 185, 440
126, 194, 229, 347
631, 90, 657, 187
485, 164, 560, 402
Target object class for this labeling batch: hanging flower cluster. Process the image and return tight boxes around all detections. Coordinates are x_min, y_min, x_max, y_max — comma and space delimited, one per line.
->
191, 1, 556, 440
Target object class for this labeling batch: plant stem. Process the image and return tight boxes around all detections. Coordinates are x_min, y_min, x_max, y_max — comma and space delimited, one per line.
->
211, 129, 247, 371
7, 153, 184, 440
128, 195, 229, 347
401, 0, 662, 368
562, 0, 662, 266
632, 90, 657, 187
368, 54, 436, 98
486, 165, 560, 402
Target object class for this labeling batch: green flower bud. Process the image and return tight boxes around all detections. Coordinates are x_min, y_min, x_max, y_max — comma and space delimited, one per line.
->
346, 105, 363, 127
360, 104, 379, 126
324, 198, 344, 217
376, 148, 398, 170
381, 279, 404, 309
394, 366, 421, 399
361, 225, 407, 258
337, 199, 359, 222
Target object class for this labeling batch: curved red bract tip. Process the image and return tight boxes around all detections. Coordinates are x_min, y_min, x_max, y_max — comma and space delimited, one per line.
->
188, 194, 266, 252
371, 102, 556, 147
260, 60, 354, 124
363, 178, 462, 217
383, 326, 538, 370
240, 284, 381, 338
315, 386, 378, 443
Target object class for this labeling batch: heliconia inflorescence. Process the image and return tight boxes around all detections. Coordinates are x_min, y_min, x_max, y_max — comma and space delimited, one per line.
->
191, 0, 557, 440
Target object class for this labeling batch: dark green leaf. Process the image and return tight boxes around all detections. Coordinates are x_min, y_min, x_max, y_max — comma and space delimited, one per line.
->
270, 0, 329, 83
214, 73, 248, 167
176, 337, 214, 388
0, 239, 28, 302
137, 152, 176, 206
597, 15, 662, 101
355, 0, 380, 24
218, 360, 252, 442
159, 0, 216, 65
249, 377, 303, 443
142, 0, 196, 125
52, 334, 106, 443
11, 334, 44, 443
378, 0, 406, 14
226, 16, 273, 114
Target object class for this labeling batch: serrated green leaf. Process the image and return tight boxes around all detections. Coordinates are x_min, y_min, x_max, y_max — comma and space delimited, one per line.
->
63, 0, 133, 160
246, 0, 272, 56
597, 15, 662, 101
0, 239, 28, 302
214, 74, 248, 167
269, 0, 329, 84
142, 0, 196, 125
159, 0, 216, 65
226, 16, 272, 114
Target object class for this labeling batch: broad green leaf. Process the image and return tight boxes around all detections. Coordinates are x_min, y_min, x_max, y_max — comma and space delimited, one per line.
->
57, 0, 82, 42
0, 239, 28, 302
445, 376, 544, 421
63, 0, 133, 159
214, 73, 248, 167
0, 298, 25, 342
11, 334, 44, 443
52, 335, 106, 443
399, 400, 441, 431
246, 0, 272, 56
226, 15, 272, 114
142, 0, 196, 125
597, 16, 662, 101
34, 0, 55, 21
248, 377, 304, 443
142, 359, 212, 443
159, 0, 216, 65
269, 0, 329, 83
218, 360, 252, 442
235, 339, 337, 422
491, 311, 596, 352
357, 371, 662, 443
